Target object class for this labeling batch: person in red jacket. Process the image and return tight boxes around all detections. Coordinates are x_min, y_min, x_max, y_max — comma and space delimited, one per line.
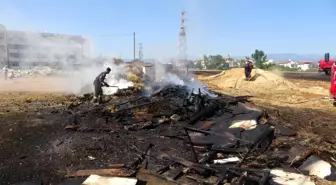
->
330, 61, 336, 105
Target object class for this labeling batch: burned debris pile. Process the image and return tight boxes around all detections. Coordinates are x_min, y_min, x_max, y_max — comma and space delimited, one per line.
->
57, 83, 334, 185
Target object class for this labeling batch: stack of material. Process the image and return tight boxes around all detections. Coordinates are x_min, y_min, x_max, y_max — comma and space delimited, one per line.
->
8, 66, 69, 78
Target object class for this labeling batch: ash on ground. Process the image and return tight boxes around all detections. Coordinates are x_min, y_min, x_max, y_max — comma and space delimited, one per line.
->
1, 70, 335, 185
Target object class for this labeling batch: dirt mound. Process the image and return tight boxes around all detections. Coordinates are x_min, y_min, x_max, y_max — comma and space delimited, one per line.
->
200, 68, 328, 96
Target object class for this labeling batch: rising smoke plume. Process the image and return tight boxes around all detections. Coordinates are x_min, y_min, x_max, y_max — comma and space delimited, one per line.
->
0, 0, 212, 96
67, 62, 134, 95
3, 30, 135, 94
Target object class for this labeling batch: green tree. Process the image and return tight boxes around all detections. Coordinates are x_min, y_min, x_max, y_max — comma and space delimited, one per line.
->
194, 60, 203, 69
203, 55, 209, 62
113, 58, 124, 65
239, 59, 246, 67
186, 60, 195, 69
205, 55, 229, 70
251, 49, 267, 69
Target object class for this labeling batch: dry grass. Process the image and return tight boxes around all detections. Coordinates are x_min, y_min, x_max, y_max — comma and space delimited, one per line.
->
127, 73, 141, 83
0, 75, 334, 184
196, 71, 336, 155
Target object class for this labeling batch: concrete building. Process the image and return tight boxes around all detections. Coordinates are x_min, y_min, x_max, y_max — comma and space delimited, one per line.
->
275, 59, 314, 71
0, 24, 7, 66
297, 61, 313, 71
277, 59, 298, 68
0, 26, 92, 68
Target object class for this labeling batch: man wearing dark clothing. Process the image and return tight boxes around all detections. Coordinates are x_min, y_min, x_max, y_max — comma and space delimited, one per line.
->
244, 61, 253, 80
93, 67, 111, 104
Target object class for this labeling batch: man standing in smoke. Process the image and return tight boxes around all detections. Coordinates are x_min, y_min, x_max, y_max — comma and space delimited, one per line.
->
93, 67, 111, 104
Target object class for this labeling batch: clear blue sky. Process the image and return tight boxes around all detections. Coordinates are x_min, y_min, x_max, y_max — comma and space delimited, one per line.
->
1, 0, 336, 59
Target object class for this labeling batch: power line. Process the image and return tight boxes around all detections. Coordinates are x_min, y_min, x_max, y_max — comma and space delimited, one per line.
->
92, 33, 134, 37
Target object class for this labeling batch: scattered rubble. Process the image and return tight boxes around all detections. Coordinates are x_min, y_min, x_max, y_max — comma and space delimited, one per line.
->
46, 81, 334, 184
8, 66, 68, 78
81, 175, 138, 185
299, 155, 336, 181
270, 168, 315, 185
3, 68, 336, 185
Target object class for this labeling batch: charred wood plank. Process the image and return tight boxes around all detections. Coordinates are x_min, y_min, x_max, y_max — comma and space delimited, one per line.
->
198, 151, 217, 164
156, 162, 175, 174
137, 168, 182, 185
184, 127, 199, 163
209, 147, 247, 154
164, 156, 206, 174
186, 175, 213, 185
106, 101, 157, 116
119, 101, 155, 111
153, 108, 182, 118
75, 105, 106, 115
108, 164, 125, 168
185, 127, 216, 136
214, 169, 228, 185
238, 127, 274, 166
126, 143, 154, 169
115, 97, 146, 107
188, 104, 220, 125
140, 158, 149, 170
259, 171, 270, 185
65, 168, 135, 178
169, 167, 184, 181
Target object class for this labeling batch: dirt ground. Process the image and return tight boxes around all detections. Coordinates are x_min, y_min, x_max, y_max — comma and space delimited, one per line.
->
0, 71, 335, 184
197, 68, 336, 156
0, 77, 191, 184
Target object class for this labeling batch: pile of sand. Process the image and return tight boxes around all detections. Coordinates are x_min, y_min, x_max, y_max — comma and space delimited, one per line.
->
200, 68, 328, 96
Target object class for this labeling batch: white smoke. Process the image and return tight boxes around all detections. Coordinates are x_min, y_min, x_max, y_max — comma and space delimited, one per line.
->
103, 77, 134, 95
155, 66, 217, 98
68, 61, 134, 95
160, 73, 184, 85
188, 77, 217, 97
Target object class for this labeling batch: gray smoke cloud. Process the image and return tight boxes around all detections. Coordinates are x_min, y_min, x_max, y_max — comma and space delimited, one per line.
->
0, 3, 134, 95
5, 30, 92, 67
66, 62, 133, 95
0, 0, 213, 96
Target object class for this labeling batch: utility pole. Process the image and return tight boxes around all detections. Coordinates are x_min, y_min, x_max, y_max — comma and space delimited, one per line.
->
177, 11, 187, 73
138, 42, 143, 61
133, 32, 136, 60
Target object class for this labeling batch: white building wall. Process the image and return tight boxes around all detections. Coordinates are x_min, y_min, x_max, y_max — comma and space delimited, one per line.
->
298, 64, 311, 71
0, 25, 7, 66
279, 61, 297, 68
5, 30, 92, 67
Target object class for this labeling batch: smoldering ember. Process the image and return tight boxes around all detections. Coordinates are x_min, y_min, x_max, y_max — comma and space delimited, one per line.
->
0, 62, 335, 185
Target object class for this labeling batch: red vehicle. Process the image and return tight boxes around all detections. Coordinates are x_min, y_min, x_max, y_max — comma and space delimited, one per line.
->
330, 62, 336, 105
319, 59, 335, 75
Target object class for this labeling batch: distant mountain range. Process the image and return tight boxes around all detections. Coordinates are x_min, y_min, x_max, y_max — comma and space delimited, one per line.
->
123, 53, 333, 63
266, 54, 328, 62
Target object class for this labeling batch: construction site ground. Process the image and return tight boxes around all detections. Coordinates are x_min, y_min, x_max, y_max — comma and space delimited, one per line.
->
0, 68, 335, 184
